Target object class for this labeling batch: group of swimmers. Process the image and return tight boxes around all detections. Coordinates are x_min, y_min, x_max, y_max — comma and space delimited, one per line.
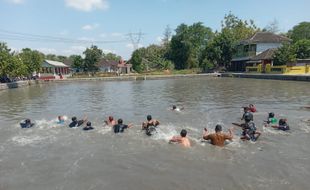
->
19, 104, 291, 148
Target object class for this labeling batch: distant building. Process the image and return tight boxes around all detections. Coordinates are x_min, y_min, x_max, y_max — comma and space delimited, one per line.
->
40, 60, 70, 78
98, 59, 132, 74
231, 32, 291, 72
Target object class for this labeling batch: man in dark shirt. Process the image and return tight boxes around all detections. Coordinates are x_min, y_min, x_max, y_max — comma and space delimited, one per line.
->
113, 119, 132, 133
20, 119, 35, 128
83, 121, 94, 131
69, 116, 87, 128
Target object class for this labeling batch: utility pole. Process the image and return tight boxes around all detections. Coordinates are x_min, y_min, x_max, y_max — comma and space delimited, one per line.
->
126, 31, 145, 50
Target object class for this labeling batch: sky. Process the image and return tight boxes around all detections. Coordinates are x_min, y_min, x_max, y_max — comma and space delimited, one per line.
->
0, 0, 309, 59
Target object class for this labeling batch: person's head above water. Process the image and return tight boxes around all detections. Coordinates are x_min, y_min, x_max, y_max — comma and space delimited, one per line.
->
147, 115, 152, 121
72, 117, 77, 122
25, 119, 31, 124
172, 105, 177, 110
244, 112, 253, 122
180, 129, 187, 137
215, 125, 222, 132
58, 116, 64, 121
118, 118, 123, 124
269, 112, 275, 118
87, 121, 91, 126
108, 116, 114, 122
279, 119, 287, 125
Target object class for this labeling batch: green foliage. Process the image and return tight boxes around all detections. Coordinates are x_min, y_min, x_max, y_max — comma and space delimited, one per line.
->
103, 52, 121, 61
288, 22, 310, 42
129, 45, 173, 72
19, 48, 44, 75
169, 22, 213, 70
70, 55, 84, 71
0, 42, 12, 76
130, 48, 146, 72
294, 39, 310, 59
83, 45, 103, 72
0, 42, 28, 77
273, 43, 297, 65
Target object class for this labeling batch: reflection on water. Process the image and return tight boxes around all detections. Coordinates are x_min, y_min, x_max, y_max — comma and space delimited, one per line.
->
0, 77, 310, 190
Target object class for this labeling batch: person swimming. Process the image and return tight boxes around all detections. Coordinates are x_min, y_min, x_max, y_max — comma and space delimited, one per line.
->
240, 112, 261, 142
268, 119, 290, 131
57, 116, 65, 124
113, 118, 132, 133
142, 115, 160, 136
169, 129, 191, 147
241, 107, 253, 121
83, 121, 94, 131
202, 125, 233, 147
69, 116, 87, 128
20, 119, 35, 128
171, 105, 184, 112
104, 116, 116, 127
266, 112, 277, 124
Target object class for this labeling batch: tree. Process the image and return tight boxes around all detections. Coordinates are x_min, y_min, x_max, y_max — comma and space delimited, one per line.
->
0, 42, 27, 77
104, 52, 121, 61
221, 12, 258, 41
19, 48, 43, 75
200, 13, 259, 71
288, 22, 310, 42
294, 39, 310, 59
273, 43, 296, 65
70, 55, 84, 72
0, 42, 12, 77
169, 22, 213, 69
83, 45, 103, 72
264, 19, 280, 34
162, 25, 172, 46
130, 48, 146, 72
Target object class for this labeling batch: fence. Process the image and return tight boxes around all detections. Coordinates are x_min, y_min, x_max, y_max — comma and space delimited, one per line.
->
246, 64, 310, 74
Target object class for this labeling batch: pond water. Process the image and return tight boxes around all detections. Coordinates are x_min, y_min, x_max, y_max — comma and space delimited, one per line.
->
0, 77, 309, 190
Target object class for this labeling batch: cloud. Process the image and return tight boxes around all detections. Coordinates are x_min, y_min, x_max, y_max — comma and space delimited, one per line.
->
82, 23, 99, 31
99, 33, 107, 38
77, 37, 95, 42
63, 46, 86, 55
7, 0, 24, 4
111, 33, 124, 37
126, 43, 143, 50
65, 0, 109, 12
37, 48, 57, 54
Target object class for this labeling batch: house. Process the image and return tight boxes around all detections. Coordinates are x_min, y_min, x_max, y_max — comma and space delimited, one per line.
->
98, 59, 132, 74
40, 60, 70, 78
231, 32, 291, 72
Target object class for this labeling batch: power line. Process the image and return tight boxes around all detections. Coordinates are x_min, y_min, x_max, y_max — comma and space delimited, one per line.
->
126, 30, 146, 50
0, 29, 128, 44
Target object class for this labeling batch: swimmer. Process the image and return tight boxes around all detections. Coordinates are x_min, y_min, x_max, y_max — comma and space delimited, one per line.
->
268, 119, 290, 131
241, 107, 252, 121
249, 104, 257, 113
83, 121, 94, 131
169, 129, 191, 147
69, 116, 87, 128
171, 105, 184, 112
104, 116, 116, 127
20, 119, 35, 128
240, 112, 261, 141
264, 112, 277, 127
57, 116, 65, 124
242, 104, 257, 113
113, 118, 133, 133
202, 125, 233, 147
142, 115, 160, 136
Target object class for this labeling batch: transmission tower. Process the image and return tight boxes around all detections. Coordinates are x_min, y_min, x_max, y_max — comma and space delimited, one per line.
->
127, 31, 145, 50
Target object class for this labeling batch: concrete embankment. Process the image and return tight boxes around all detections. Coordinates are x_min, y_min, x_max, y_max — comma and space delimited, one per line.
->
0, 80, 53, 91
221, 73, 310, 82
